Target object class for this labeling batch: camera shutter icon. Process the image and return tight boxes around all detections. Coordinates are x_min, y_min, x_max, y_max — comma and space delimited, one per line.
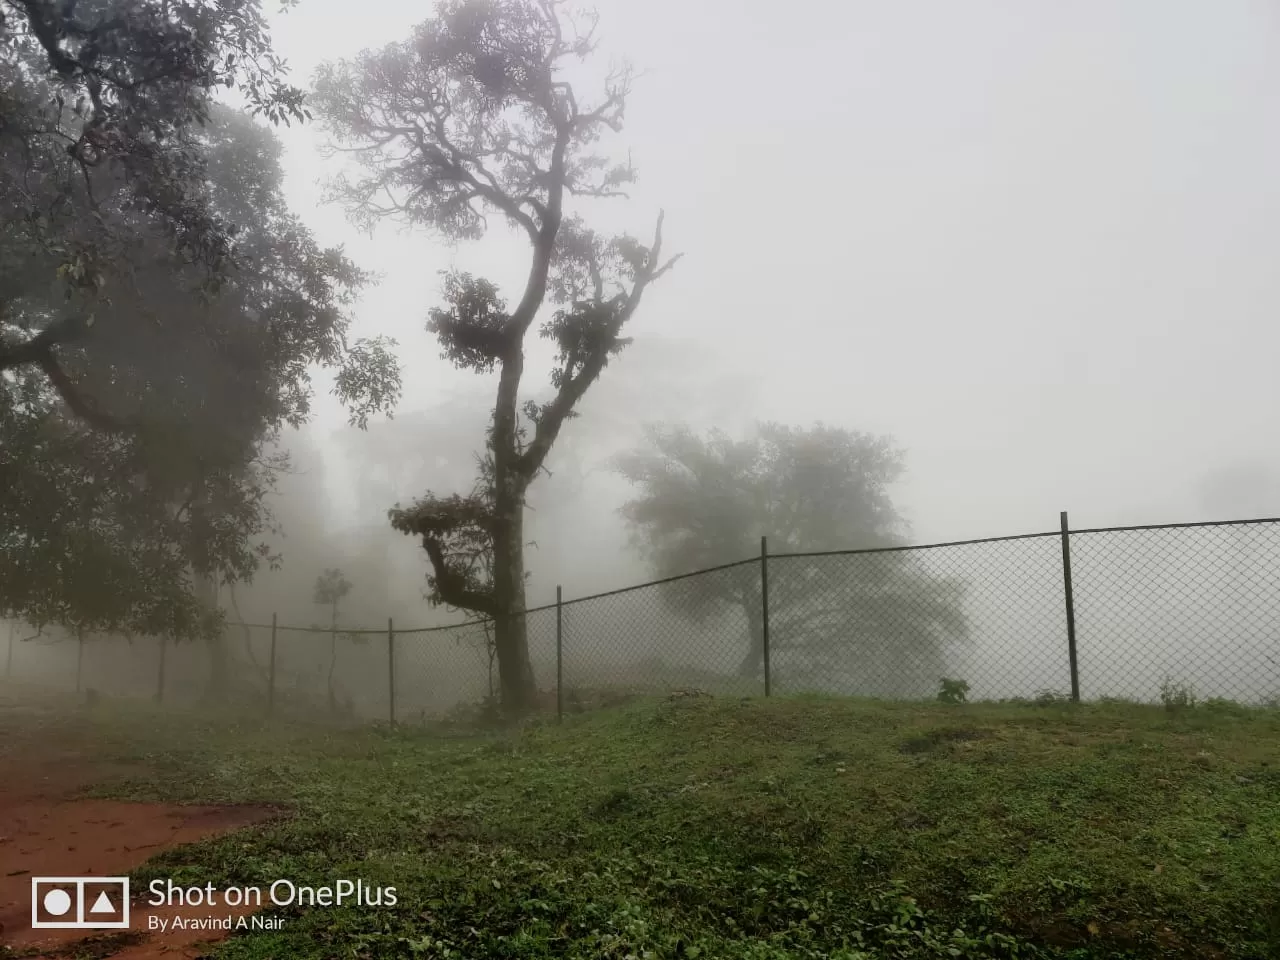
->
31, 877, 130, 929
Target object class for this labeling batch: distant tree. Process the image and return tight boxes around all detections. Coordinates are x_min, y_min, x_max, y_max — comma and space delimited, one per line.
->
314, 0, 680, 712
313, 567, 353, 713
615, 423, 968, 695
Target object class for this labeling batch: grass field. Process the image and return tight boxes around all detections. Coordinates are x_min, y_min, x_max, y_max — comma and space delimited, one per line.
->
6, 690, 1280, 959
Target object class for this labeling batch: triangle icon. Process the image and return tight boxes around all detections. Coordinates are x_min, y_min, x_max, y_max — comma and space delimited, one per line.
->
90, 891, 115, 913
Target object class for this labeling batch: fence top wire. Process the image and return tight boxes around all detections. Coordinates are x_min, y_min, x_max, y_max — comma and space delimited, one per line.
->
224, 619, 493, 636
1067, 515, 1280, 536
768, 529, 1061, 560
557, 556, 760, 608
220, 514, 1280, 636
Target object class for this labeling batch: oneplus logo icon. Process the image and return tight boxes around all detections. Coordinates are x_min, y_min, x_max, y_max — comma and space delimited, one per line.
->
31, 877, 130, 929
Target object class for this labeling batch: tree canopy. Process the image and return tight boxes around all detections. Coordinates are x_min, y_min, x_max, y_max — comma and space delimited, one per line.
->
0, 0, 310, 313
314, 0, 678, 710
616, 423, 969, 694
1, 1, 402, 641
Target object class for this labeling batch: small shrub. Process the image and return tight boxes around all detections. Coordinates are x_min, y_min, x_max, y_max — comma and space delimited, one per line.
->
1159, 678, 1197, 712
1033, 689, 1070, 706
937, 677, 969, 705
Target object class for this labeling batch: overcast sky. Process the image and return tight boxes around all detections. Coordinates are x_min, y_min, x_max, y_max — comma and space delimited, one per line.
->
259, 0, 1280, 550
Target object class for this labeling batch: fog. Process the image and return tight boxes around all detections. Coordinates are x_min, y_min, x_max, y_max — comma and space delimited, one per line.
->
8, 0, 1280, 715
273, 0, 1280, 542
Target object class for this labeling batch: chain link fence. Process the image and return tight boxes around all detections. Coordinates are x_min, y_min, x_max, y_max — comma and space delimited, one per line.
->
1071, 520, 1280, 703
560, 561, 762, 702
5, 515, 1280, 719
769, 532, 1072, 701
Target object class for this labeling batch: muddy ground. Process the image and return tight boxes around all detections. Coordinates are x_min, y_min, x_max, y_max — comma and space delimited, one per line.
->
0, 699, 279, 959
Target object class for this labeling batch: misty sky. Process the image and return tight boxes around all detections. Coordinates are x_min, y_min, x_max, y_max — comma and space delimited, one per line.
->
260, 0, 1280, 549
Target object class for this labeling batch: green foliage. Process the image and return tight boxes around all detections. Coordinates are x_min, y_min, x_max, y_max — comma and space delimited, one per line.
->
1033, 689, 1072, 706
0, 0, 310, 293
0, 1, 403, 642
425, 273, 511, 374
1159, 678, 1197, 713
0, 92, 401, 639
333, 337, 402, 430
938, 677, 970, 704
1200, 697, 1254, 718
28, 694, 1280, 958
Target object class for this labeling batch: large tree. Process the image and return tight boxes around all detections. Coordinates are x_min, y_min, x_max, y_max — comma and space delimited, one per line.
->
1, 77, 401, 674
615, 423, 969, 696
313, 0, 679, 711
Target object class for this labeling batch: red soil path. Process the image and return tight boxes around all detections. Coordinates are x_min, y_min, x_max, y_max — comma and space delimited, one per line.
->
0, 744, 279, 959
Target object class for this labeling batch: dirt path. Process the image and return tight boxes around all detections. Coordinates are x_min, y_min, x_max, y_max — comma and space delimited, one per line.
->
0, 743, 280, 959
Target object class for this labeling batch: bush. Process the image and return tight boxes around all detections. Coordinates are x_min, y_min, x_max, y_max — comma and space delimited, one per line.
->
1033, 689, 1071, 706
1160, 678, 1197, 712
937, 677, 969, 705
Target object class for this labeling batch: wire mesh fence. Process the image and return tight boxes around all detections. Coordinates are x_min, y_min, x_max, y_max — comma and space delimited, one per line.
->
269, 624, 388, 721
394, 619, 493, 721
2, 629, 211, 704
5, 514, 1280, 720
1070, 520, 1280, 704
769, 532, 1072, 701
560, 560, 763, 701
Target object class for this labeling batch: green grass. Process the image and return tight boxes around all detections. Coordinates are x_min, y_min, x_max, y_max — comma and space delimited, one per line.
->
12, 691, 1280, 959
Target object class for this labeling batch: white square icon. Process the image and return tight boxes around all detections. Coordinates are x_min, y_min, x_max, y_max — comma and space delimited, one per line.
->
31, 877, 130, 929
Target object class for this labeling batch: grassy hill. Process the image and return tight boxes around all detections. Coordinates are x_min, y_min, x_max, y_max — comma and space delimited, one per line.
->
25, 692, 1280, 959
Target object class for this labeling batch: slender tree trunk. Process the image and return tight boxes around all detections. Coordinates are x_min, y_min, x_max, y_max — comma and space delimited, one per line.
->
482, 621, 496, 700
192, 574, 232, 701
492, 504, 536, 711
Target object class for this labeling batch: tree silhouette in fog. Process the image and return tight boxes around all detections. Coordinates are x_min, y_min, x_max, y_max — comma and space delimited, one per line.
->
617, 423, 968, 693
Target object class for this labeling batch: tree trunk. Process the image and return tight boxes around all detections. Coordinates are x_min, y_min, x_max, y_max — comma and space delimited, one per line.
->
189, 470, 231, 703
491, 504, 536, 711
196, 574, 231, 701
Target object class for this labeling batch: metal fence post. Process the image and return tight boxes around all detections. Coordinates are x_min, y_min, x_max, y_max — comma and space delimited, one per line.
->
268, 613, 277, 717
388, 617, 396, 726
1059, 511, 1080, 702
761, 535, 772, 697
556, 586, 563, 721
